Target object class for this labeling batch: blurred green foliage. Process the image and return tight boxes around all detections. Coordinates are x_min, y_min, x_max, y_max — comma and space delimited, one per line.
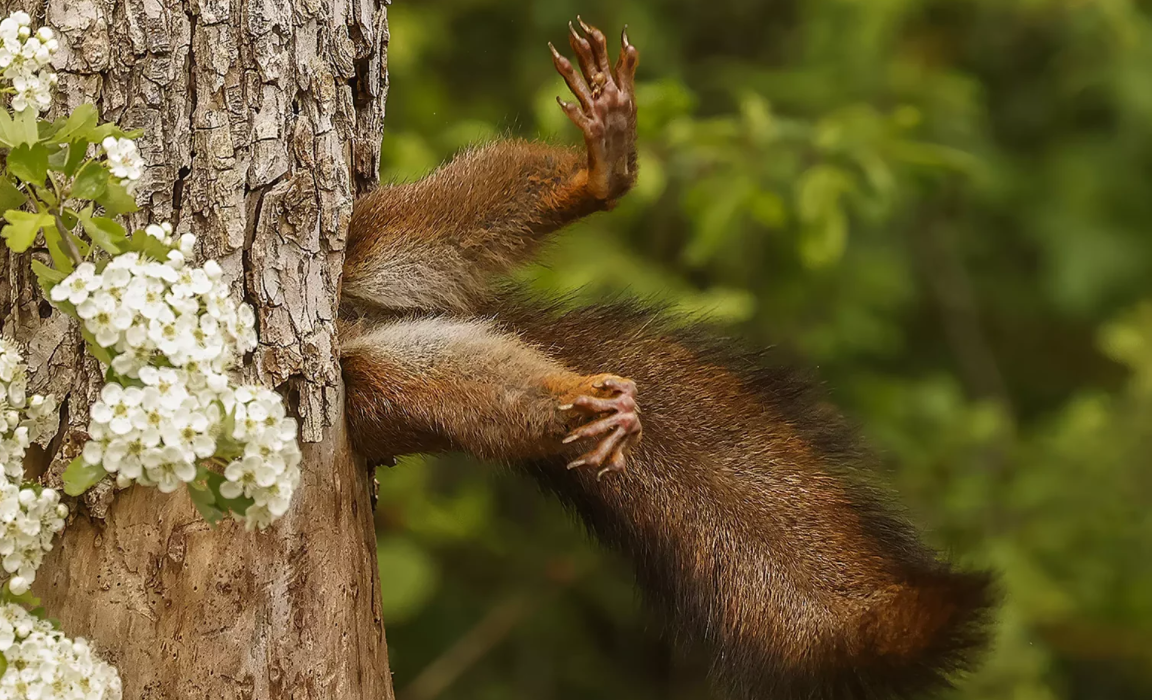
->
373, 1, 1152, 698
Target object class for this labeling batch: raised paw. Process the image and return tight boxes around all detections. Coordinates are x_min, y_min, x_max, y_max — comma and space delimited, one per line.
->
548, 18, 639, 203
559, 373, 642, 480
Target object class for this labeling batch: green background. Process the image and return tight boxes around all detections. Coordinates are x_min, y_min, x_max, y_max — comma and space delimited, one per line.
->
372, 1, 1152, 698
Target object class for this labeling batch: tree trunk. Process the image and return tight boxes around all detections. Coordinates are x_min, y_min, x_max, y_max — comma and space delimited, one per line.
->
0, 0, 393, 697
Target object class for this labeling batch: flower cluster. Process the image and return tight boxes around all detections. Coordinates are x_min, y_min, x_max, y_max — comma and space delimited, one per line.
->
0, 484, 66, 597
100, 137, 143, 186
0, 341, 64, 596
55, 230, 299, 530
0, 604, 121, 699
0, 12, 58, 113
219, 386, 302, 529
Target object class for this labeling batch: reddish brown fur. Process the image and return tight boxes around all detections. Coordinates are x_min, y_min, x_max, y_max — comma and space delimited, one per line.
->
343, 141, 605, 314
339, 20, 993, 700
485, 298, 994, 699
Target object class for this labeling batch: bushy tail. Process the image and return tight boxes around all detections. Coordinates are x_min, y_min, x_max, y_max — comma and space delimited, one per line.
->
497, 297, 996, 699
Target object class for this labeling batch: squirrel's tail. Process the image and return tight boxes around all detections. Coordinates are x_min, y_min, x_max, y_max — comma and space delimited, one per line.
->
496, 297, 996, 700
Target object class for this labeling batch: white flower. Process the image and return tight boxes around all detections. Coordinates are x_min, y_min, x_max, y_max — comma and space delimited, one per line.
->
218, 386, 300, 529
0, 13, 57, 113
82, 439, 103, 465
0, 603, 122, 700
140, 258, 178, 283
21, 394, 58, 442
222, 457, 260, 497
254, 480, 292, 517
0, 481, 66, 594
103, 256, 135, 285
50, 262, 102, 306
101, 434, 153, 480
241, 504, 274, 531
124, 276, 169, 320
144, 222, 172, 244
102, 136, 144, 182
110, 341, 151, 378
139, 367, 188, 412
0, 339, 21, 383
65, 235, 301, 530
0, 341, 28, 411
143, 446, 195, 494
78, 293, 132, 348
161, 408, 214, 461
178, 234, 196, 257
92, 383, 144, 436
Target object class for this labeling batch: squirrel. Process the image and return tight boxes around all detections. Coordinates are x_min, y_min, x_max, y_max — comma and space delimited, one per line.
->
338, 18, 995, 700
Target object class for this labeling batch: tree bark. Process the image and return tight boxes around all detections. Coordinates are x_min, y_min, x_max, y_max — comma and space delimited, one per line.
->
0, 0, 393, 697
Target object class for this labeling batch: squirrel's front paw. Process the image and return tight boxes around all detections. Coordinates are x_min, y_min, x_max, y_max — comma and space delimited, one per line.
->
559, 373, 642, 480
549, 18, 639, 203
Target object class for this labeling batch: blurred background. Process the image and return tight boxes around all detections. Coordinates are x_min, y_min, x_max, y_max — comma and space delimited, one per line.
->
371, 1, 1152, 698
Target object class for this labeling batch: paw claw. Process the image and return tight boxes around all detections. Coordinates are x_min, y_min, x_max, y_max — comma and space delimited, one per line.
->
549, 19, 639, 202
560, 373, 642, 478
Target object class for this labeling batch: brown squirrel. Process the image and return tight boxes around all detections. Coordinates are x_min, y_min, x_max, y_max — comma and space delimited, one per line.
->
339, 18, 994, 700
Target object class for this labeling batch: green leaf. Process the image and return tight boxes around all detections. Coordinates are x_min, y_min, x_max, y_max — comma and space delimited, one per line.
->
0, 178, 26, 213
190, 466, 255, 526
31, 259, 68, 287
71, 160, 109, 200
62, 455, 106, 497
43, 226, 72, 274
73, 233, 90, 258
796, 164, 852, 225
0, 582, 41, 608
799, 207, 848, 268
47, 144, 68, 170
6, 589, 39, 609
35, 185, 57, 207
7, 143, 49, 185
794, 165, 853, 268
79, 213, 127, 254
45, 103, 98, 144
0, 107, 39, 147
89, 123, 129, 142
201, 468, 255, 516
80, 327, 114, 366
0, 651, 6, 676
126, 229, 173, 261
59, 206, 80, 232
188, 480, 225, 526
1, 211, 51, 253
104, 365, 144, 388
95, 179, 138, 215
62, 142, 89, 178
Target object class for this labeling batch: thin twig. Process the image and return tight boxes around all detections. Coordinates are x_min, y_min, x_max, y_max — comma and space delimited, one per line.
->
912, 193, 1017, 531
52, 212, 82, 265
401, 565, 583, 700
401, 592, 535, 700
45, 173, 82, 265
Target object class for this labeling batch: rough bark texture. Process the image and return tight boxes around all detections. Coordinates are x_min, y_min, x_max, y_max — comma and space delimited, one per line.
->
0, 0, 393, 697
